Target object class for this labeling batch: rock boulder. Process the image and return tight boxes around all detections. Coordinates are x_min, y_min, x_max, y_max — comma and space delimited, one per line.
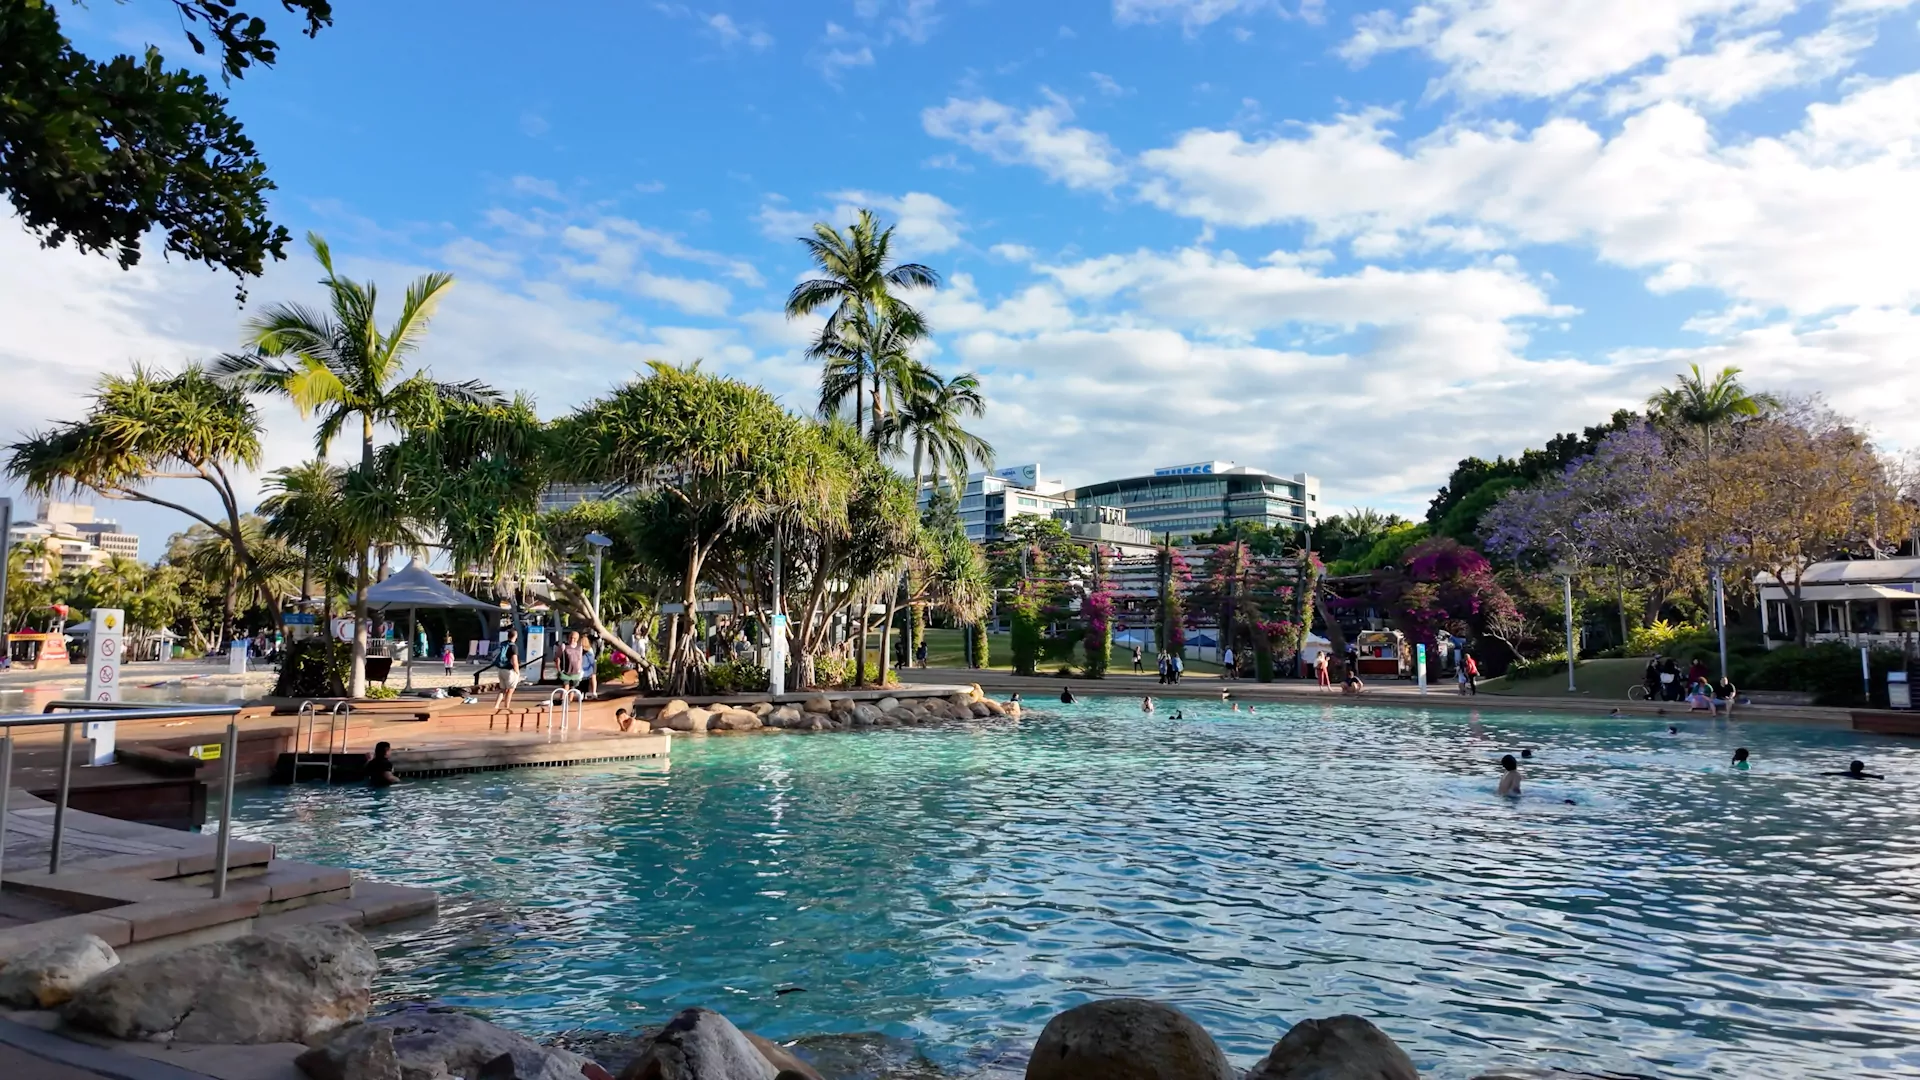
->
876, 697, 902, 713
948, 692, 974, 708
708, 709, 762, 732
802, 696, 833, 714
745, 1033, 825, 1080
849, 703, 884, 727
979, 699, 1006, 717
1247, 1016, 1418, 1080
1025, 998, 1233, 1080
749, 702, 775, 718
66, 924, 375, 1044
299, 1008, 592, 1080
658, 700, 691, 722
0, 934, 119, 1008
617, 1007, 776, 1080
767, 705, 804, 728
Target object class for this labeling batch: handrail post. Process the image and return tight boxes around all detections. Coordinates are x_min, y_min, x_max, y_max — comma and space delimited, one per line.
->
49, 720, 73, 874
212, 715, 239, 898
0, 728, 12, 893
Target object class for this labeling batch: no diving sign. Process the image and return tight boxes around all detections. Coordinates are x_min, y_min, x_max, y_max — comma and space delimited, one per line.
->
83, 608, 124, 764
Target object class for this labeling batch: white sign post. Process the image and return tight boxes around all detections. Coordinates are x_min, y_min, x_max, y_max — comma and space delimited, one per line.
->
82, 608, 124, 765
1416, 643, 1428, 694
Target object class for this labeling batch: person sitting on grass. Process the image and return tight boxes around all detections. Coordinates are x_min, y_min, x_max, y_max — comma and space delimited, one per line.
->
367, 741, 398, 787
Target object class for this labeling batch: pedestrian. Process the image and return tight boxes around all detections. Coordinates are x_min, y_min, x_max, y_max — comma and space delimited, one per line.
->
1315, 651, 1330, 690
1157, 651, 1170, 685
1172, 652, 1184, 684
1221, 645, 1236, 681
1455, 657, 1470, 696
915, 639, 928, 668
556, 630, 587, 693
1464, 653, 1479, 696
441, 634, 455, 677
1132, 646, 1143, 674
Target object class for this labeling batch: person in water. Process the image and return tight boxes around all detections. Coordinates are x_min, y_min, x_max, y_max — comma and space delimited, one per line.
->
366, 741, 399, 787
1829, 759, 1884, 780
1170, 708, 1184, 720
1497, 754, 1522, 798
1059, 687, 1076, 704
1731, 747, 1750, 770
1142, 696, 1156, 714
1520, 748, 1534, 760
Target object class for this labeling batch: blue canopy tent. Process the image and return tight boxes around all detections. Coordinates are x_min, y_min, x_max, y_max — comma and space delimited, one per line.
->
356, 563, 502, 690
1188, 632, 1219, 649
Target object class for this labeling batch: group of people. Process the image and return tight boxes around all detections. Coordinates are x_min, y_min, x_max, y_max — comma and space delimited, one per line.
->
468, 627, 597, 708
1644, 655, 1738, 716
1494, 742, 1885, 800
1130, 646, 1187, 684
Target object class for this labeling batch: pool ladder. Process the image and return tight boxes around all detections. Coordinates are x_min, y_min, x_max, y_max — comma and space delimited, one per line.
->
543, 687, 585, 739
293, 700, 353, 782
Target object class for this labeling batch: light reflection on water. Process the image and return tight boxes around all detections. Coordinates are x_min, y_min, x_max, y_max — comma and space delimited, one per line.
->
229, 703, 1920, 1078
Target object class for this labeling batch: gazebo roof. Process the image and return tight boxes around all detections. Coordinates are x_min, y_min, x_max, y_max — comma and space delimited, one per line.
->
356, 563, 502, 613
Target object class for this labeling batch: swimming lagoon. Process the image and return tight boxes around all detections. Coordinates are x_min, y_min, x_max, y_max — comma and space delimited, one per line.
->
229, 700, 1920, 1078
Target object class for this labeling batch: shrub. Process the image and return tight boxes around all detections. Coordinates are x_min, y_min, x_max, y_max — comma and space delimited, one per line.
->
273, 639, 348, 698
1009, 597, 1042, 677
706, 659, 770, 694
811, 654, 852, 689
1055, 664, 1076, 678
363, 684, 400, 700
1735, 642, 1904, 707
970, 621, 988, 668
1501, 653, 1575, 683
1040, 628, 1084, 666
1625, 619, 1699, 656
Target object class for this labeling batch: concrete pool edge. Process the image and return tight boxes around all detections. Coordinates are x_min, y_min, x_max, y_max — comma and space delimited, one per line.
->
902, 668, 1881, 730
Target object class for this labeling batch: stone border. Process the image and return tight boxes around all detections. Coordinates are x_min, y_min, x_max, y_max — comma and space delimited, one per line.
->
0, 1015, 216, 1080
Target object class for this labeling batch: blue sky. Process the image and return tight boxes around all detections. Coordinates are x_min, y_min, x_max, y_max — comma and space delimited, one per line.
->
7, 0, 1920, 557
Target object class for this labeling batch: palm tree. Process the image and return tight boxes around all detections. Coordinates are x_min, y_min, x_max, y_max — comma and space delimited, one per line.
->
785, 209, 940, 439
810, 305, 931, 445
1647, 363, 1779, 469
217, 233, 498, 695
877, 366, 994, 493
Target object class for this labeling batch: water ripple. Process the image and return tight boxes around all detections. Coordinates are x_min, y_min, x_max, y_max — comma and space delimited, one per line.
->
231, 703, 1920, 1079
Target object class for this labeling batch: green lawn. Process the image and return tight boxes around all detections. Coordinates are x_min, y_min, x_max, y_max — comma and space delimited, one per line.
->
1478, 656, 1650, 700
916, 627, 1225, 675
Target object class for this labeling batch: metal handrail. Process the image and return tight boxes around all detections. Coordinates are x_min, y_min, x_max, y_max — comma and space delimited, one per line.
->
326, 702, 352, 781
544, 687, 585, 738
1, 703, 244, 897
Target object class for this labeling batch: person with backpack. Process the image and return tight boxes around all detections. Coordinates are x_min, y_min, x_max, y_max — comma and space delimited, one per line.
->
472, 629, 522, 706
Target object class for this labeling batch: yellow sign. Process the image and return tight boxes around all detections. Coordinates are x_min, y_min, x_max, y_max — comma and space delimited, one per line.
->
189, 744, 223, 761
103, 613, 118, 630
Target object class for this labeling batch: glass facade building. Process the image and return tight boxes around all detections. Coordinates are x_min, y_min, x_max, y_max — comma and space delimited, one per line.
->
1066, 462, 1319, 541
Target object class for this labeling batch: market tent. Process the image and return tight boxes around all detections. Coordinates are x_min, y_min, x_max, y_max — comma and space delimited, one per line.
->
356, 563, 502, 689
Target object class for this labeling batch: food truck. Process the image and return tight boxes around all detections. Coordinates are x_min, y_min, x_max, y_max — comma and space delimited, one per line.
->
1353, 629, 1413, 679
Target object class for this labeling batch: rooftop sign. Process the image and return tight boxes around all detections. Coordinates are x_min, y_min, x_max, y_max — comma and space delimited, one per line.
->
1153, 461, 1230, 476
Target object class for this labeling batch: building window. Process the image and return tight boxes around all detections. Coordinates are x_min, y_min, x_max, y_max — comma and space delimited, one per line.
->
1765, 600, 1795, 641
1851, 602, 1882, 634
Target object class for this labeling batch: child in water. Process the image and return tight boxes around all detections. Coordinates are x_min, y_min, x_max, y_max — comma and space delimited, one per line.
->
1731, 747, 1750, 771
1497, 754, 1522, 798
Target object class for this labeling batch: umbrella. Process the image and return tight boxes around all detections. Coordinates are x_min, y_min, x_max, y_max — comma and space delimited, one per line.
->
357, 562, 503, 691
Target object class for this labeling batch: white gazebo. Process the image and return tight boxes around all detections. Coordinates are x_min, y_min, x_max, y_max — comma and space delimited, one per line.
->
357, 563, 503, 689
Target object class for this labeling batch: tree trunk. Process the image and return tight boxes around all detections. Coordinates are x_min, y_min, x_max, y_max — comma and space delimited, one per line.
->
348, 549, 369, 698
854, 588, 869, 687
877, 573, 903, 687
855, 378, 865, 441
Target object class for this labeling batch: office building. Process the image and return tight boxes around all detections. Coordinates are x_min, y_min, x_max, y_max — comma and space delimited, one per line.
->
1067, 462, 1319, 542
1051, 504, 1155, 554
6, 502, 141, 581
922, 464, 1072, 543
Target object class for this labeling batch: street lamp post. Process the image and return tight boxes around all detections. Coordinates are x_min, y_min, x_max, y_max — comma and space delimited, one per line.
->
584, 532, 612, 697
1711, 560, 1730, 682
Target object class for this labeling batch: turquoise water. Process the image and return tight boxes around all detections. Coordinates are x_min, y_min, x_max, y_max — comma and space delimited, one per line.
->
229, 701, 1920, 1078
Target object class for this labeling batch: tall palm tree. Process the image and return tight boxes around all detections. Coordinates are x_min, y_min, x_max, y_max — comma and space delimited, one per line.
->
810, 305, 930, 445
1647, 363, 1779, 468
217, 233, 497, 695
877, 366, 994, 494
785, 209, 940, 439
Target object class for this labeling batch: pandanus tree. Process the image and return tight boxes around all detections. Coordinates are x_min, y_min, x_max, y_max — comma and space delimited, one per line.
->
6, 365, 262, 640
786, 209, 940, 440
557, 362, 830, 694
215, 231, 498, 696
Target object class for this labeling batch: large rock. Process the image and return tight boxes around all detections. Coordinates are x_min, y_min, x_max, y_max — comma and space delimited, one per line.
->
802, 696, 833, 714
66, 924, 375, 1044
947, 692, 973, 709
828, 697, 854, 715
658, 707, 710, 733
744, 1034, 824, 1080
978, 698, 1006, 717
876, 697, 902, 713
970, 703, 991, 718
1247, 1016, 1417, 1080
849, 703, 883, 727
708, 709, 763, 732
1025, 998, 1233, 1080
299, 1008, 592, 1080
617, 1007, 776, 1080
0, 934, 119, 1008
749, 702, 775, 718
658, 700, 691, 722
767, 705, 804, 729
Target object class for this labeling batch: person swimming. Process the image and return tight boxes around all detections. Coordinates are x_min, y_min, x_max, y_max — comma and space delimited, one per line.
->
1497, 754, 1522, 798
1731, 747, 1751, 771
1170, 709, 1184, 720
1520, 748, 1534, 760
1828, 759, 1883, 780
1142, 696, 1156, 714
1607, 708, 1623, 717
1231, 702, 1240, 712
1060, 687, 1076, 704
1667, 725, 1679, 735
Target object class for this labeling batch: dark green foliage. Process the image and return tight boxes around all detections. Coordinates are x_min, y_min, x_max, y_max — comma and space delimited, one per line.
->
273, 638, 347, 698
1039, 627, 1084, 666
1009, 599, 1042, 677
1083, 624, 1110, 679
705, 659, 770, 694
969, 621, 988, 668
1737, 643, 1904, 707
1, 2, 332, 279
1427, 411, 1638, 532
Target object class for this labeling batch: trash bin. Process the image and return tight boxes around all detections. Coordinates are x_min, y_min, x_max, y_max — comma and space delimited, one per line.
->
1888, 670, 1910, 710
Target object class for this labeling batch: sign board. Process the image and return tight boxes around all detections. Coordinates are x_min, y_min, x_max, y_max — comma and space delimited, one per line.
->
189, 743, 223, 761
1888, 671, 1911, 710
82, 608, 124, 764
1153, 461, 1225, 477
282, 612, 318, 626
992, 464, 1040, 487
1416, 643, 1428, 695
229, 640, 249, 675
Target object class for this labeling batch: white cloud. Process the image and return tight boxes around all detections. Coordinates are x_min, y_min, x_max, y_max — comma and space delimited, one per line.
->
633, 272, 732, 316
1090, 71, 1128, 96
1138, 76, 1920, 313
922, 93, 1126, 191
1341, 0, 1802, 100
1112, 0, 1287, 29
704, 12, 774, 51
990, 242, 1037, 262
509, 175, 563, 200
765, 191, 967, 255
1604, 25, 1870, 114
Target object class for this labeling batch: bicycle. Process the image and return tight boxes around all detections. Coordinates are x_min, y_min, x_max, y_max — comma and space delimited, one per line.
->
1628, 684, 1653, 701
